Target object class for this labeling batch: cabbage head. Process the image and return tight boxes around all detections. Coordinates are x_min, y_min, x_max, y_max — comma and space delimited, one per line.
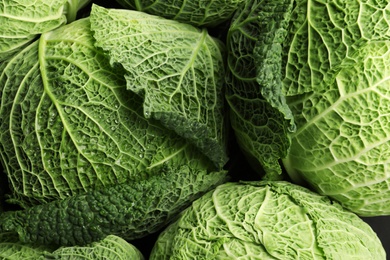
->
150, 181, 386, 259
226, 0, 390, 216
281, 0, 390, 216
0, 6, 227, 208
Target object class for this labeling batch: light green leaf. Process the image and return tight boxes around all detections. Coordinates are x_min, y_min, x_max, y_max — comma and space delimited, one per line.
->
0, 232, 144, 260
0, 232, 52, 259
282, 0, 390, 96
283, 40, 390, 216
50, 235, 144, 259
150, 181, 386, 259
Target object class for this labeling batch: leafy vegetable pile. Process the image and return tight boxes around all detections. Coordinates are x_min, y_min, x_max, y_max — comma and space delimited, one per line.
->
0, 0, 388, 259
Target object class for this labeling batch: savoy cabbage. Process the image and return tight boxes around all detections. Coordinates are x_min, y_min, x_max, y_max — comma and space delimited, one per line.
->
226, 0, 390, 216
226, 0, 294, 179
0, 15, 226, 208
0, 163, 227, 246
150, 181, 386, 259
281, 0, 390, 216
90, 5, 229, 168
0, 0, 389, 257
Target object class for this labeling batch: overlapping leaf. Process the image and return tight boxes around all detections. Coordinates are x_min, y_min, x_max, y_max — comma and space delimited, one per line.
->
283, 0, 390, 96
90, 5, 228, 168
0, 0, 91, 62
0, 18, 215, 207
114, 0, 245, 27
226, 0, 293, 178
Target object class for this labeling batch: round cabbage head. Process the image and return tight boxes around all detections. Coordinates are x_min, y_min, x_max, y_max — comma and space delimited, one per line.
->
282, 14, 390, 216
279, 0, 390, 217
150, 181, 386, 259
225, 0, 390, 216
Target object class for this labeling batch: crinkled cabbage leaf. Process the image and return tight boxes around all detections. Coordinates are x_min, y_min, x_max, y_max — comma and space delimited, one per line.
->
49, 235, 144, 259
0, 165, 227, 246
283, 40, 390, 216
150, 181, 386, 259
114, 0, 245, 27
90, 5, 228, 168
282, 0, 390, 216
227, 0, 390, 216
0, 232, 144, 259
282, 0, 390, 96
225, 0, 294, 178
0, 0, 90, 62
0, 17, 217, 208
0, 232, 52, 259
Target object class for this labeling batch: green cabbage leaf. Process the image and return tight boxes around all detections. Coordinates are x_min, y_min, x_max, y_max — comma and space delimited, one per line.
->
282, 0, 390, 96
90, 5, 229, 168
281, 0, 390, 216
0, 232, 144, 259
113, 0, 245, 27
0, 17, 220, 208
283, 40, 390, 216
227, 0, 390, 216
225, 0, 294, 178
48, 235, 144, 259
0, 165, 227, 246
0, 232, 52, 259
0, 0, 90, 62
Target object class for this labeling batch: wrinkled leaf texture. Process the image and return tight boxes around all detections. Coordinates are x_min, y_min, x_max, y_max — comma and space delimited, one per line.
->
150, 181, 386, 259
0, 232, 52, 259
282, 0, 390, 216
0, 18, 217, 207
0, 232, 144, 259
113, 0, 246, 27
225, 0, 294, 179
0, 0, 90, 62
90, 5, 229, 168
0, 165, 227, 246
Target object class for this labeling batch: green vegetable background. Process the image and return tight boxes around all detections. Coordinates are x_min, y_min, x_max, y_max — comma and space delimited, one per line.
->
0, 0, 389, 259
